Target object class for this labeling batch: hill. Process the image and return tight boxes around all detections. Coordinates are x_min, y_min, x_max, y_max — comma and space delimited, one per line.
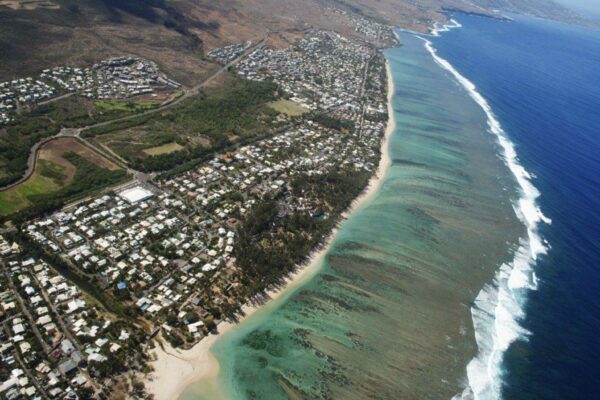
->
0, 0, 592, 84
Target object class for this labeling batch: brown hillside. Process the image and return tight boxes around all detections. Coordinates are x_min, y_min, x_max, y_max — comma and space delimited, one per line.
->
0, 0, 591, 85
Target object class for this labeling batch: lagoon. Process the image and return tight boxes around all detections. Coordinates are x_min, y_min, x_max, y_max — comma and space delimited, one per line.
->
181, 31, 524, 400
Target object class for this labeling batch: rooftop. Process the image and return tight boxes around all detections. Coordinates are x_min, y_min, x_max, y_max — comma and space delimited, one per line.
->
119, 186, 154, 204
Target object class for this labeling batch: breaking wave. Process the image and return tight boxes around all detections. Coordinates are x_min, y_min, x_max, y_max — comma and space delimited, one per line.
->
420, 28, 551, 400
431, 19, 462, 36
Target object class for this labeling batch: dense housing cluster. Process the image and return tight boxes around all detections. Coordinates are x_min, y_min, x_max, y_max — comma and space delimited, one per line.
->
237, 31, 371, 111
0, 21, 391, 397
0, 237, 141, 399
0, 79, 56, 126
207, 41, 252, 65
0, 57, 180, 127
331, 8, 400, 45
22, 108, 385, 345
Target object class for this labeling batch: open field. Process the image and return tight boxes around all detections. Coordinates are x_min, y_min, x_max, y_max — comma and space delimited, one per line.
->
0, 165, 62, 215
94, 99, 161, 114
95, 129, 182, 165
40, 137, 119, 171
0, 137, 124, 218
0, 96, 141, 187
90, 74, 282, 172
268, 99, 307, 117
143, 142, 184, 156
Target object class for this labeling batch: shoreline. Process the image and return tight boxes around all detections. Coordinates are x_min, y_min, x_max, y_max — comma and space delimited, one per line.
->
422, 27, 550, 399
145, 58, 397, 400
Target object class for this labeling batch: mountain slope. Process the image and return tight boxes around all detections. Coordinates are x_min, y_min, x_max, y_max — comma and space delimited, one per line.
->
0, 0, 592, 84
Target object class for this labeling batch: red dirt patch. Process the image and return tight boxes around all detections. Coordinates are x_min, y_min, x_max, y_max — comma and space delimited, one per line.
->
38, 137, 120, 184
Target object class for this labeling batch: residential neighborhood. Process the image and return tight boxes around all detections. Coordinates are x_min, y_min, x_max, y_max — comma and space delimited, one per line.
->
207, 41, 253, 65
331, 8, 401, 45
237, 30, 373, 111
0, 16, 394, 398
0, 57, 180, 127
1, 0, 593, 398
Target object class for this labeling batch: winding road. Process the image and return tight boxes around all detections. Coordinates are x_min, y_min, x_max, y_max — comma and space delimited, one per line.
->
0, 34, 269, 192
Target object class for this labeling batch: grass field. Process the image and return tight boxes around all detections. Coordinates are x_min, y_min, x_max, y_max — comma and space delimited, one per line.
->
142, 142, 184, 156
89, 75, 282, 172
0, 137, 122, 217
97, 129, 181, 163
42, 137, 119, 169
268, 99, 307, 116
0, 95, 140, 188
95, 99, 159, 113
0, 162, 63, 215
38, 159, 68, 185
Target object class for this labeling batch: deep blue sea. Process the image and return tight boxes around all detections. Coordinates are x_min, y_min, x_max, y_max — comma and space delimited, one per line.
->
431, 13, 600, 399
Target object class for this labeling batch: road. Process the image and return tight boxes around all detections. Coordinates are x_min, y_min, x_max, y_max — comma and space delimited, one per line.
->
0, 127, 79, 192
1, 322, 50, 400
31, 271, 100, 392
357, 47, 377, 136
77, 34, 270, 135
37, 92, 75, 106
2, 266, 52, 355
0, 34, 269, 193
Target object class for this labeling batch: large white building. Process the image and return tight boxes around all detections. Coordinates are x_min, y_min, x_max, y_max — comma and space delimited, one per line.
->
119, 186, 154, 204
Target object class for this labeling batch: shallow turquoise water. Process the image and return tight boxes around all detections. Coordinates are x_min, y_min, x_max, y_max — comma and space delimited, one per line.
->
182, 33, 523, 400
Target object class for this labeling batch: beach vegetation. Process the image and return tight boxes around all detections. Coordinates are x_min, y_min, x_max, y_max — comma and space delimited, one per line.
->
234, 168, 371, 296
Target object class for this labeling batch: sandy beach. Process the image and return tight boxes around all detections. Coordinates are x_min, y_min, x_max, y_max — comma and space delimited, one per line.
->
145, 59, 397, 400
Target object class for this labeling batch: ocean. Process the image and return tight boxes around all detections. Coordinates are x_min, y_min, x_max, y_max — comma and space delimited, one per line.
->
181, 13, 600, 400
430, 13, 600, 400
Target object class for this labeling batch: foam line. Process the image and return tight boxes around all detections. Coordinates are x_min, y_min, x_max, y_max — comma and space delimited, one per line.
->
431, 19, 463, 37
396, 19, 462, 37
418, 27, 550, 400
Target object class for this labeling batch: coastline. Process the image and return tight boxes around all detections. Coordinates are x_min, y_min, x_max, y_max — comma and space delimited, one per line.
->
422, 24, 549, 398
145, 58, 397, 400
